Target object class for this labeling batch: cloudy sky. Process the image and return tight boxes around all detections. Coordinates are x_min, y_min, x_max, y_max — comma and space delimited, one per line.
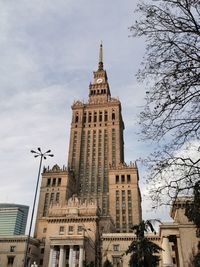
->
0, 0, 170, 231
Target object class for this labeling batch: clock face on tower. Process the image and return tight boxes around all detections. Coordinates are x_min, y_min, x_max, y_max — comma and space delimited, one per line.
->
96, 78, 103, 84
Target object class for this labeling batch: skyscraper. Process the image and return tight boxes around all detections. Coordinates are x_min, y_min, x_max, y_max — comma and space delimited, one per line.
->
67, 43, 141, 227
0, 204, 29, 235
68, 44, 124, 214
35, 44, 141, 266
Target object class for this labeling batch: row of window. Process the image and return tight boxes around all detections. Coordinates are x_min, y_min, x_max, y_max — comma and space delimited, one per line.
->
116, 190, 132, 225
116, 174, 131, 184
46, 177, 62, 187
90, 88, 107, 95
43, 192, 60, 217
59, 225, 83, 235
78, 128, 110, 194
74, 110, 116, 124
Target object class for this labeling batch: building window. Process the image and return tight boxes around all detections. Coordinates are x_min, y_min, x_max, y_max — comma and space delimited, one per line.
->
41, 248, 45, 254
88, 112, 92, 122
121, 175, 125, 183
47, 178, 51, 186
7, 256, 14, 265
57, 178, 61, 186
50, 193, 54, 203
59, 226, 64, 234
56, 192, 60, 203
112, 111, 115, 120
104, 111, 108, 121
77, 226, 83, 234
111, 128, 116, 165
52, 178, 56, 186
116, 175, 119, 183
112, 256, 121, 265
83, 112, 87, 123
68, 226, 74, 234
113, 244, 120, 251
43, 227, 47, 233
40, 259, 43, 265
10, 246, 15, 252
94, 111, 97, 122
99, 111, 102, 122
75, 113, 79, 123
43, 193, 49, 216
127, 174, 131, 182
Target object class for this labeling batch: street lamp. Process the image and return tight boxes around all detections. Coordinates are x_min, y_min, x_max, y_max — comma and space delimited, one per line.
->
23, 148, 53, 267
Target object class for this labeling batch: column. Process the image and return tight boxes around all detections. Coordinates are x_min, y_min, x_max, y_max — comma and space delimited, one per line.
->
79, 246, 84, 267
48, 246, 54, 267
162, 236, 173, 267
59, 246, 64, 267
69, 245, 73, 267
63, 247, 66, 267
176, 235, 184, 267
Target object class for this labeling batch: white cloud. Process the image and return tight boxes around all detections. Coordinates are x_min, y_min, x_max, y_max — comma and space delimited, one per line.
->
0, 0, 172, 227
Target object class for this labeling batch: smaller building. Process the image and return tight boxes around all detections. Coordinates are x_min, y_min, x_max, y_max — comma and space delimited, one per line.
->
101, 197, 200, 267
160, 197, 200, 267
102, 232, 160, 267
0, 235, 39, 267
0, 204, 29, 236
35, 194, 114, 267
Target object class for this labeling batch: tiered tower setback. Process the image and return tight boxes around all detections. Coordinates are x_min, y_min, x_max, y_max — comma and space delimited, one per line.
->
68, 44, 125, 215
34, 44, 142, 267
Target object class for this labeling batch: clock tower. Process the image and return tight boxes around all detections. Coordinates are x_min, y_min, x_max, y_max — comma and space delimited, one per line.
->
89, 43, 111, 103
67, 44, 125, 215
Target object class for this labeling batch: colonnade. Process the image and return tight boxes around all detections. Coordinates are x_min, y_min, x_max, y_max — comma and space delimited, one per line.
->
162, 236, 173, 267
48, 245, 84, 267
162, 235, 184, 267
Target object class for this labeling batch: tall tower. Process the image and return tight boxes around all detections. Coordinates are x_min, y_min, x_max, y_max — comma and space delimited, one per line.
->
34, 45, 142, 267
68, 44, 125, 215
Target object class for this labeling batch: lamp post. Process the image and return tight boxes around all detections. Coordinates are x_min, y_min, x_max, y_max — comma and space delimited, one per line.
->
23, 148, 53, 267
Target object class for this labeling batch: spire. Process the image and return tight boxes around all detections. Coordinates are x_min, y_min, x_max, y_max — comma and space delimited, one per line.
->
98, 42, 103, 71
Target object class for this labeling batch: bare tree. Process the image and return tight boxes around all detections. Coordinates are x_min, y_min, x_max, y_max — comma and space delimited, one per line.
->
130, 0, 200, 206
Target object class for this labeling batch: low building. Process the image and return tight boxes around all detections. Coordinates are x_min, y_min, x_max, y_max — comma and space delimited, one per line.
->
101, 197, 200, 267
35, 194, 114, 267
159, 197, 200, 267
0, 235, 39, 267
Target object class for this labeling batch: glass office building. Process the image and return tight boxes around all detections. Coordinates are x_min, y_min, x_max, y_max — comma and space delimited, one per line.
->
0, 204, 29, 235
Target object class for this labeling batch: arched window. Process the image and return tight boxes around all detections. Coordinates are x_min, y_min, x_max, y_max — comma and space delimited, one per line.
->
75, 113, 79, 123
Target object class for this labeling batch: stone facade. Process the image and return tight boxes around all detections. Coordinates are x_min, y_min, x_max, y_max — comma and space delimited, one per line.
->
159, 197, 200, 267
101, 233, 161, 267
31, 45, 199, 267
33, 44, 142, 266
68, 44, 126, 217
35, 193, 114, 266
0, 236, 39, 267
101, 197, 200, 267
108, 162, 141, 232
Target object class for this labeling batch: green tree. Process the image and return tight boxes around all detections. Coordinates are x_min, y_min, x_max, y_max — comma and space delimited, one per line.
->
130, 0, 200, 207
126, 220, 162, 267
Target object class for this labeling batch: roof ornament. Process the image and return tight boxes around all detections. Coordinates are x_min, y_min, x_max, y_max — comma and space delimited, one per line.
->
98, 41, 103, 71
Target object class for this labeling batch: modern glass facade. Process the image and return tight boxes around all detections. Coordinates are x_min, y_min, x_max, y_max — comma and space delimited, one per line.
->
0, 204, 29, 235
